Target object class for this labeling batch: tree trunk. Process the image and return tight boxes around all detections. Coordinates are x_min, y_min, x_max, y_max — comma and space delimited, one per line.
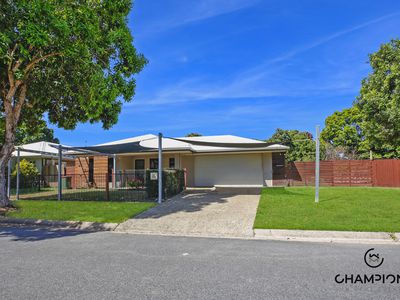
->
0, 85, 22, 207
0, 141, 14, 207
1, 48, 32, 207
0, 147, 12, 207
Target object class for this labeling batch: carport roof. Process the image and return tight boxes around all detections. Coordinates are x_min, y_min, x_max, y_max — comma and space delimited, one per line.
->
74, 134, 289, 155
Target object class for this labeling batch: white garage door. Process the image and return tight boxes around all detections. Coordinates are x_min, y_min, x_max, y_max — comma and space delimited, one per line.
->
194, 154, 264, 186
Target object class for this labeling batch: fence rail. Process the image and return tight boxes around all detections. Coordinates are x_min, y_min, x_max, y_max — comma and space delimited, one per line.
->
276, 159, 400, 187
9, 169, 185, 202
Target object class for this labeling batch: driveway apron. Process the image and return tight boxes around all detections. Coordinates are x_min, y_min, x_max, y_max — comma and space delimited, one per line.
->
115, 191, 260, 238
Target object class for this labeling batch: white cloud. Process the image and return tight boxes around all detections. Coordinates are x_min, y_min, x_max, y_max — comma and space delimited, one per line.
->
133, 11, 399, 106
139, 0, 260, 34
242, 11, 400, 77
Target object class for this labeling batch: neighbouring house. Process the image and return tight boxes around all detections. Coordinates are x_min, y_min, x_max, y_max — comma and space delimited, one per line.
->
12, 141, 74, 181
71, 134, 289, 188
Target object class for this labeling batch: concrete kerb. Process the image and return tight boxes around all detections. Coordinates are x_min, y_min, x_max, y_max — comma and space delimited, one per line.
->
0, 217, 118, 232
254, 229, 400, 244
2, 216, 400, 245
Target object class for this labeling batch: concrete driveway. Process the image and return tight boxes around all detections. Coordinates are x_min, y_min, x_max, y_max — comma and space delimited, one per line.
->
115, 191, 260, 238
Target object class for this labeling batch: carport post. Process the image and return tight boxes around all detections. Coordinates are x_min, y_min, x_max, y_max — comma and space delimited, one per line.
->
7, 158, 11, 198
57, 144, 62, 201
315, 125, 320, 203
16, 148, 20, 200
158, 133, 163, 204
113, 154, 116, 188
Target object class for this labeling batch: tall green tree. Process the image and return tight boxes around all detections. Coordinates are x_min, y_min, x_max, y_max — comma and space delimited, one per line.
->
0, 117, 59, 145
0, 0, 146, 207
266, 129, 316, 162
15, 120, 59, 144
321, 106, 368, 158
356, 39, 400, 158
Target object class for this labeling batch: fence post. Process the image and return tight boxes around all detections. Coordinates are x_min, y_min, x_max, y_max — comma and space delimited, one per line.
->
105, 173, 110, 201
57, 144, 62, 201
7, 158, 11, 198
112, 154, 116, 189
315, 125, 320, 203
16, 148, 20, 200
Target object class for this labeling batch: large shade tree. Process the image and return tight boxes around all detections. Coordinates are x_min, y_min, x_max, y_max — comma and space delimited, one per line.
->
0, 0, 146, 207
321, 107, 369, 159
0, 117, 59, 144
266, 128, 317, 162
356, 39, 400, 158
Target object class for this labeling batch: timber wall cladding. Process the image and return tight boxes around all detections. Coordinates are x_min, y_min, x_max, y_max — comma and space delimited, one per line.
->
68, 156, 109, 188
93, 156, 108, 174
280, 159, 400, 187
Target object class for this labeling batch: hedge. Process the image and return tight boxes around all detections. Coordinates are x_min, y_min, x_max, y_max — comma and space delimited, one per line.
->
145, 169, 185, 199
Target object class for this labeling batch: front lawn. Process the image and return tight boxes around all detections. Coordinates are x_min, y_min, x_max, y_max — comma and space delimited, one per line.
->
254, 187, 400, 232
6, 200, 156, 223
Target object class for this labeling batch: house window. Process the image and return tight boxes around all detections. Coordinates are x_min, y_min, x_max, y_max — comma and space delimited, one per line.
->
169, 157, 175, 169
134, 159, 145, 170
150, 158, 158, 170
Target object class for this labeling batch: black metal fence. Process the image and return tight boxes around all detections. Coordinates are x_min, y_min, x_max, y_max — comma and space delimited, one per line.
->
9, 169, 185, 202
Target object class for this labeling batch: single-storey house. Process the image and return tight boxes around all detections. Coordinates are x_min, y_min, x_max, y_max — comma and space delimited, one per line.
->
71, 134, 288, 188
12, 141, 74, 177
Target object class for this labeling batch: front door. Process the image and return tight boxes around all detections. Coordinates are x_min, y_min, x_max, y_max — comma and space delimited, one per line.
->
134, 159, 145, 183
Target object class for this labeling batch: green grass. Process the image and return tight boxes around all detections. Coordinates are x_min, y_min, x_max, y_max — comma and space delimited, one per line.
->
6, 200, 156, 223
254, 187, 400, 232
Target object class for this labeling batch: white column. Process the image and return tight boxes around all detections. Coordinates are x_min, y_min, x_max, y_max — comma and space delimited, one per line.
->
16, 148, 20, 200
7, 158, 11, 198
113, 154, 116, 189
158, 133, 163, 204
58, 144, 62, 201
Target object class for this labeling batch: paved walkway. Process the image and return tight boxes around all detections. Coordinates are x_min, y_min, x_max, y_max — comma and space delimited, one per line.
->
115, 191, 260, 238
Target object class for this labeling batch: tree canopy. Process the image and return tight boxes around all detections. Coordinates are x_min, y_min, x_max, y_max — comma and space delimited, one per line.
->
356, 39, 400, 158
321, 106, 368, 159
0, 0, 146, 206
322, 39, 400, 159
15, 120, 59, 145
266, 129, 316, 162
0, 0, 147, 131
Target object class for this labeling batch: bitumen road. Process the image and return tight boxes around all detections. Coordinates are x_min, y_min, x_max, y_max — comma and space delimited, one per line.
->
0, 225, 399, 300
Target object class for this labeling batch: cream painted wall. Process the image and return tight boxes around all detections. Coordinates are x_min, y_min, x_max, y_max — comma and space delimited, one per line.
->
115, 154, 180, 171
193, 154, 264, 187
262, 152, 273, 187
181, 155, 194, 186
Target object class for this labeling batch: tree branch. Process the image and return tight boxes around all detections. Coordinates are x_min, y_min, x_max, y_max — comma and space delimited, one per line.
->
24, 52, 62, 77
13, 83, 27, 125
8, 43, 18, 69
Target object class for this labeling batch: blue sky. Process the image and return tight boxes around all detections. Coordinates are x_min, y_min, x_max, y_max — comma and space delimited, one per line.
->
52, 0, 400, 146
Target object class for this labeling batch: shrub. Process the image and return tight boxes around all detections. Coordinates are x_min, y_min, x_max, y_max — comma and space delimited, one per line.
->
12, 159, 39, 177
11, 159, 40, 189
127, 178, 143, 189
145, 169, 185, 199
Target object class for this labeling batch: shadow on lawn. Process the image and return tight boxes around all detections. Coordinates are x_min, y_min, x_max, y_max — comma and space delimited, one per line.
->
0, 225, 91, 242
